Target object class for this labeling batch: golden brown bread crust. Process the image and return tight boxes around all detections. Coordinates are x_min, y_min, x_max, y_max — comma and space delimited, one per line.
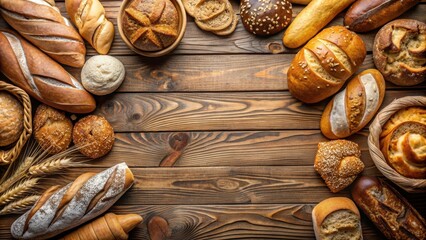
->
320, 69, 386, 139
34, 104, 73, 154
240, 0, 292, 36
0, 0, 86, 67
314, 140, 364, 193
287, 26, 366, 103
73, 115, 115, 159
373, 19, 426, 86
380, 107, 426, 179
0, 91, 24, 147
122, 0, 179, 52
0, 29, 96, 114
352, 176, 426, 240
344, 0, 419, 32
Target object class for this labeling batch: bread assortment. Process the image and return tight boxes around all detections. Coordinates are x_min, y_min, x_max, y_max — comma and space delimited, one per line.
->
314, 140, 364, 193
352, 176, 426, 239
287, 26, 366, 103
65, 0, 115, 55
240, 0, 292, 36
0, 91, 24, 147
373, 19, 426, 86
380, 107, 426, 179
344, 0, 420, 32
321, 69, 386, 139
81, 55, 126, 95
0, 0, 86, 68
11, 163, 134, 239
312, 197, 362, 240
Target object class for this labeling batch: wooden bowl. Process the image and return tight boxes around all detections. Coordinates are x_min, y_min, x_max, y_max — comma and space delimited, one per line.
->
117, 0, 187, 57
368, 96, 426, 192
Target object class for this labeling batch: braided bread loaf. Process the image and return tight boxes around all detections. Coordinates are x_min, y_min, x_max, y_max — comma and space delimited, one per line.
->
11, 163, 134, 240
65, 0, 114, 54
0, 0, 86, 67
0, 30, 95, 114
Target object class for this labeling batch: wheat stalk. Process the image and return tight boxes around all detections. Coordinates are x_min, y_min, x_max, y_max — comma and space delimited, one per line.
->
0, 156, 35, 194
0, 178, 39, 206
0, 195, 40, 215
29, 158, 73, 176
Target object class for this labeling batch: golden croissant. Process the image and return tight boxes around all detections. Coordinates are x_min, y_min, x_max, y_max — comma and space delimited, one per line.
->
65, 0, 114, 54
62, 213, 143, 240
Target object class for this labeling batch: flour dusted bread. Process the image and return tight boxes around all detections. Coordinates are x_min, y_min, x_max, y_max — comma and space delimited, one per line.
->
312, 197, 362, 240
11, 163, 134, 240
314, 140, 364, 193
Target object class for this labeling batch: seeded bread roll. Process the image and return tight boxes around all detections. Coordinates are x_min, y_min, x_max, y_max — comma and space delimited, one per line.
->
240, 0, 292, 36
312, 197, 362, 240
287, 26, 366, 103
0, 91, 24, 147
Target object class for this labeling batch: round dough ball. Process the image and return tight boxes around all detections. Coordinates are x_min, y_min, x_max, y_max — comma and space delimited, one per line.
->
73, 115, 115, 159
81, 55, 125, 95
34, 104, 73, 154
0, 91, 24, 147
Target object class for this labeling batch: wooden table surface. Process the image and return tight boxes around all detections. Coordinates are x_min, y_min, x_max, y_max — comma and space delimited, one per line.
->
0, 0, 425, 239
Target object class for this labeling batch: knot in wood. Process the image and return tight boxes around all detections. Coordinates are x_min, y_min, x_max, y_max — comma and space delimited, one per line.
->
216, 178, 240, 191
148, 215, 171, 240
169, 132, 190, 151
268, 42, 284, 54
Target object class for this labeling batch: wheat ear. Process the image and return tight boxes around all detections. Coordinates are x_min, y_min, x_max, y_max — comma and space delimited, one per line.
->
0, 195, 40, 215
29, 158, 74, 176
0, 156, 35, 194
0, 178, 39, 206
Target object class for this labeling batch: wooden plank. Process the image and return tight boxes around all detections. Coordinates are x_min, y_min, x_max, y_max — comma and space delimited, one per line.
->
98, 130, 376, 167
0, 204, 387, 240
63, 55, 426, 92
1, 3, 423, 55
95, 90, 422, 132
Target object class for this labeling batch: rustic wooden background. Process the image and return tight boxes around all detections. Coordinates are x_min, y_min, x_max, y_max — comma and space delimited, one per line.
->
0, 0, 425, 239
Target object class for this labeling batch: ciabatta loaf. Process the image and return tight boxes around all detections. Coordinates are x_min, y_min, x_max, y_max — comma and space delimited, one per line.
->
11, 163, 134, 240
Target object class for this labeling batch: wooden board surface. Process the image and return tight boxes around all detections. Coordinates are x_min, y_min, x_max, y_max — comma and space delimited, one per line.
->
0, 0, 425, 239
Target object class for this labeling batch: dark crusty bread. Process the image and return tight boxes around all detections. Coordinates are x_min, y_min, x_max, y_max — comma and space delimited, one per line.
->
373, 19, 426, 86
287, 26, 366, 103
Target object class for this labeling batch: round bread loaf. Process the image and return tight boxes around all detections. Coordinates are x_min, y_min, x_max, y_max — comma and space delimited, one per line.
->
373, 19, 425, 86
34, 104, 73, 154
0, 91, 23, 147
73, 115, 115, 159
82, 56, 126, 96
240, 0, 292, 36
122, 0, 179, 52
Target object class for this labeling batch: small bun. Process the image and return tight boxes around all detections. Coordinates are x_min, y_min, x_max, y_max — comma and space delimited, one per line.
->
34, 104, 73, 154
73, 115, 115, 159
81, 55, 125, 96
0, 91, 24, 147
240, 0, 292, 36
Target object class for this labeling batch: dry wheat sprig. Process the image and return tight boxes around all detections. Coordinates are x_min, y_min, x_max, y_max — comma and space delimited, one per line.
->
0, 195, 40, 215
0, 178, 39, 206
0, 156, 35, 194
29, 157, 76, 176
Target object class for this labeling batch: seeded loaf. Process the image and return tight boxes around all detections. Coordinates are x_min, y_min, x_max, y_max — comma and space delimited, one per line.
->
312, 197, 362, 240
287, 26, 366, 103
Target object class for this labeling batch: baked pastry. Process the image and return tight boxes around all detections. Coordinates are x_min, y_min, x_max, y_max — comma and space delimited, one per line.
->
122, 0, 179, 52
352, 176, 426, 240
344, 0, 419, 32
373, 19, 426, 86
194, 0, 233, 32
287, 26, 366, 103
240, 0, 292, 36
314, 140, 364, 193
282, 0, 356, 48
0, 29, 96, 114
34, 104, 73, 154
73, 115, 115, 159
0, 0, 86, 67
312, 197, 362, 240
11, 163, 134, 240
321, 69, 386, 139
65, 0, 115, 54
81, 56, 126, 96
62, 213, 142, 240
380, 106, 426, 179
0, 91, 24, 147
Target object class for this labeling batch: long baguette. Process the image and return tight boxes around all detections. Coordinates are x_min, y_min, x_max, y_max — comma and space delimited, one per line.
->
0, 29, 95, 114
283, 0, 356, 48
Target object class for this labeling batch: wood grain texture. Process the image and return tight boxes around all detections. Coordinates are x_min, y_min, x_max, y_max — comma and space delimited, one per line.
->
96, 91, 423, 132
62, 55, 426, 93
0, 3, 423, 56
